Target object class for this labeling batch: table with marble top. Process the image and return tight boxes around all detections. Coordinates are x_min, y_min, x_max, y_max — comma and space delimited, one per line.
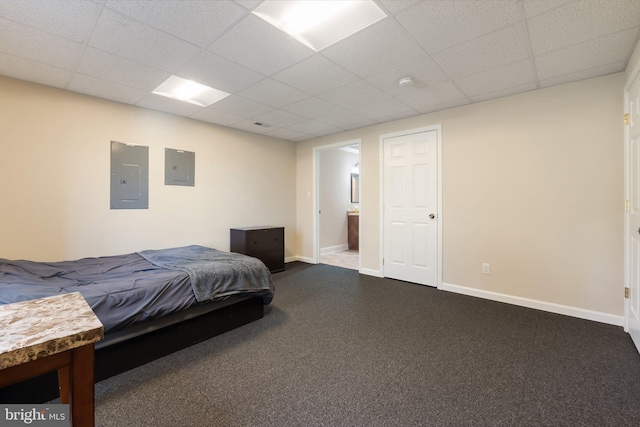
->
0, 292, 104, 427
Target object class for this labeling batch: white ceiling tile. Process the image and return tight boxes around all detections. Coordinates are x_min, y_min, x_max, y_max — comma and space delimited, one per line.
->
322, 18, 426, 78
316, 108, 376, 129
229, 119, 279, 135
339, 118, 378, 132
76, 47, 170, 91
535, 27, 637, 80
469, 82, 538, 103
417, 98, 472, 115
393, 80, 468, 111
539, 62, 624, 88
252, 109, 306, 128
188, 107, 245, 127
311, 128, 344, 138
287, 120, 342, 136
0, 52, 71, 88
366, 57, 450, 96
521, 0, 576, 18
105, 0, 246, 48
0, 16, 83, 69
281, 97, 341, 120
177, 51, 265, 93
0, 0, 101, 43
136, 93, 202, 117
374, 109, 420, 123
272, 55, 358, 95
265, 127, 312, 141
88, 8, 201, 72
208, 14, 314, 75
207, 95, 272, 118
319, 80, 395, 110
233, 0, 262, 11
528, 0, 640, 55
395, 0, 521, 53
68, 73, 148, 104
378, 0, 419, 15
455, 59, 536, 98
432, 23, 530, 79
238, 79, 308, 108
356, 97, 415, 121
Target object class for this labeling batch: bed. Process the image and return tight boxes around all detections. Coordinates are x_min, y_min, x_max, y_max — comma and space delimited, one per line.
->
0, 245, 275, 403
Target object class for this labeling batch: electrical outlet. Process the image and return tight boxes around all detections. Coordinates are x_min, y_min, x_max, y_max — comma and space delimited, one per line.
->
482, 263, 491, 274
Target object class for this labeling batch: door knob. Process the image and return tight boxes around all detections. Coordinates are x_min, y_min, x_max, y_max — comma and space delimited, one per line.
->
429, 213, 435, 219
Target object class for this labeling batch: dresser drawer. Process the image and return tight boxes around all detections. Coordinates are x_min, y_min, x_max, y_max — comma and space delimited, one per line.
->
244, 229, 283, 254
256, 249, 285, 273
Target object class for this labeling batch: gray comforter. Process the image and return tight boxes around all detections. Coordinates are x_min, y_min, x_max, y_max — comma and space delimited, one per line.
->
137, 245, 274, 304
0, 246, 274, 332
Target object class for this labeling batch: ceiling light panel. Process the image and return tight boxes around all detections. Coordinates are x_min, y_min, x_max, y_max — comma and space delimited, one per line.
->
252, 0, 387, 51
152, 75, 230, 107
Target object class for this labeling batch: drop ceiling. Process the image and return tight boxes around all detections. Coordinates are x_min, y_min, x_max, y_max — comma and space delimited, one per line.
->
0, 0, 639, 142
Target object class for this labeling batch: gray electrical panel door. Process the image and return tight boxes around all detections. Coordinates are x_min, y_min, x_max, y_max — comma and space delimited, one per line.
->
165, 148, 195, 186
110, 141, 149, 209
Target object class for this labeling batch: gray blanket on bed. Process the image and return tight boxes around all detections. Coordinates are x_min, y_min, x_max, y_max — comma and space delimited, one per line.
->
137, 245, 274, 304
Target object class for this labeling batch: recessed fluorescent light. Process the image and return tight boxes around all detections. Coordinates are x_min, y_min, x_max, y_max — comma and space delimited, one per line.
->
152, 75, 229, 107
252, 0, 387, 51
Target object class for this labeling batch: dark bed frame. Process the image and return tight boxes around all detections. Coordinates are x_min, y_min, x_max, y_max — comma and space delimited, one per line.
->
0, 295, 264, 403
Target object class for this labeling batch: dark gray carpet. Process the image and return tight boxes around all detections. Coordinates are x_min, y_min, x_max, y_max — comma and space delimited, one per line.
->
89, 262, 640, 426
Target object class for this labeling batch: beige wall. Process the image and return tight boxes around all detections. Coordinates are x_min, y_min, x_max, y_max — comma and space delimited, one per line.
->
297, 73, 624, 319
0, 76, 296, 261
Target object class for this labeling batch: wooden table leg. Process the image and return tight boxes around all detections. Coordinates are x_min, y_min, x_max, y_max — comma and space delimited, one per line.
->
69, 345, 95, 427
58, 365, 71, 404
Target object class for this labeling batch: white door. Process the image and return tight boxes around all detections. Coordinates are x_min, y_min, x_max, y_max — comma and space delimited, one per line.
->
383, 130, 439, 286
626, 71, 640, 353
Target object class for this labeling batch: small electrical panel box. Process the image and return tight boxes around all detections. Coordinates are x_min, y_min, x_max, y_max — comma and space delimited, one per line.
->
110, 141, 149, 209
165, 148, 195, 186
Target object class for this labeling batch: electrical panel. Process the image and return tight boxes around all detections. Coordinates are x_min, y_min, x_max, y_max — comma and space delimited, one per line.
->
110, 141, 149, 209
165, 148, 195, 186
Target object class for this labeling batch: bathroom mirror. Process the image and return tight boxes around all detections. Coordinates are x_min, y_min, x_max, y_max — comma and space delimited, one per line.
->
350, 173, 359, 203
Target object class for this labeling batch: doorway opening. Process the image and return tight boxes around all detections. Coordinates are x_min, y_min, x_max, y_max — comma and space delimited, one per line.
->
313, 139, 361, 271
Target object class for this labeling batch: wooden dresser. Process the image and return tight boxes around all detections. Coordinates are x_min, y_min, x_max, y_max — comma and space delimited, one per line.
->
230, 226, 285, 273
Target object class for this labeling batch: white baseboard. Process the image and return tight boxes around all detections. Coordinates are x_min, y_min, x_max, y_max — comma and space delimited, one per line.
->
439, 282, 623, 326
360, 268, 383, 277
320, 244, 349, 255
286, 255, 315, 264
281, 260, 621, 326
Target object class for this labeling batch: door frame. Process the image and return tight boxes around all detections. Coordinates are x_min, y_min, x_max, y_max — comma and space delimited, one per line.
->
313, 139, 362, 267
624, 79, 630, 334
379, 125, 443, 286
624, 67, 640, 353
